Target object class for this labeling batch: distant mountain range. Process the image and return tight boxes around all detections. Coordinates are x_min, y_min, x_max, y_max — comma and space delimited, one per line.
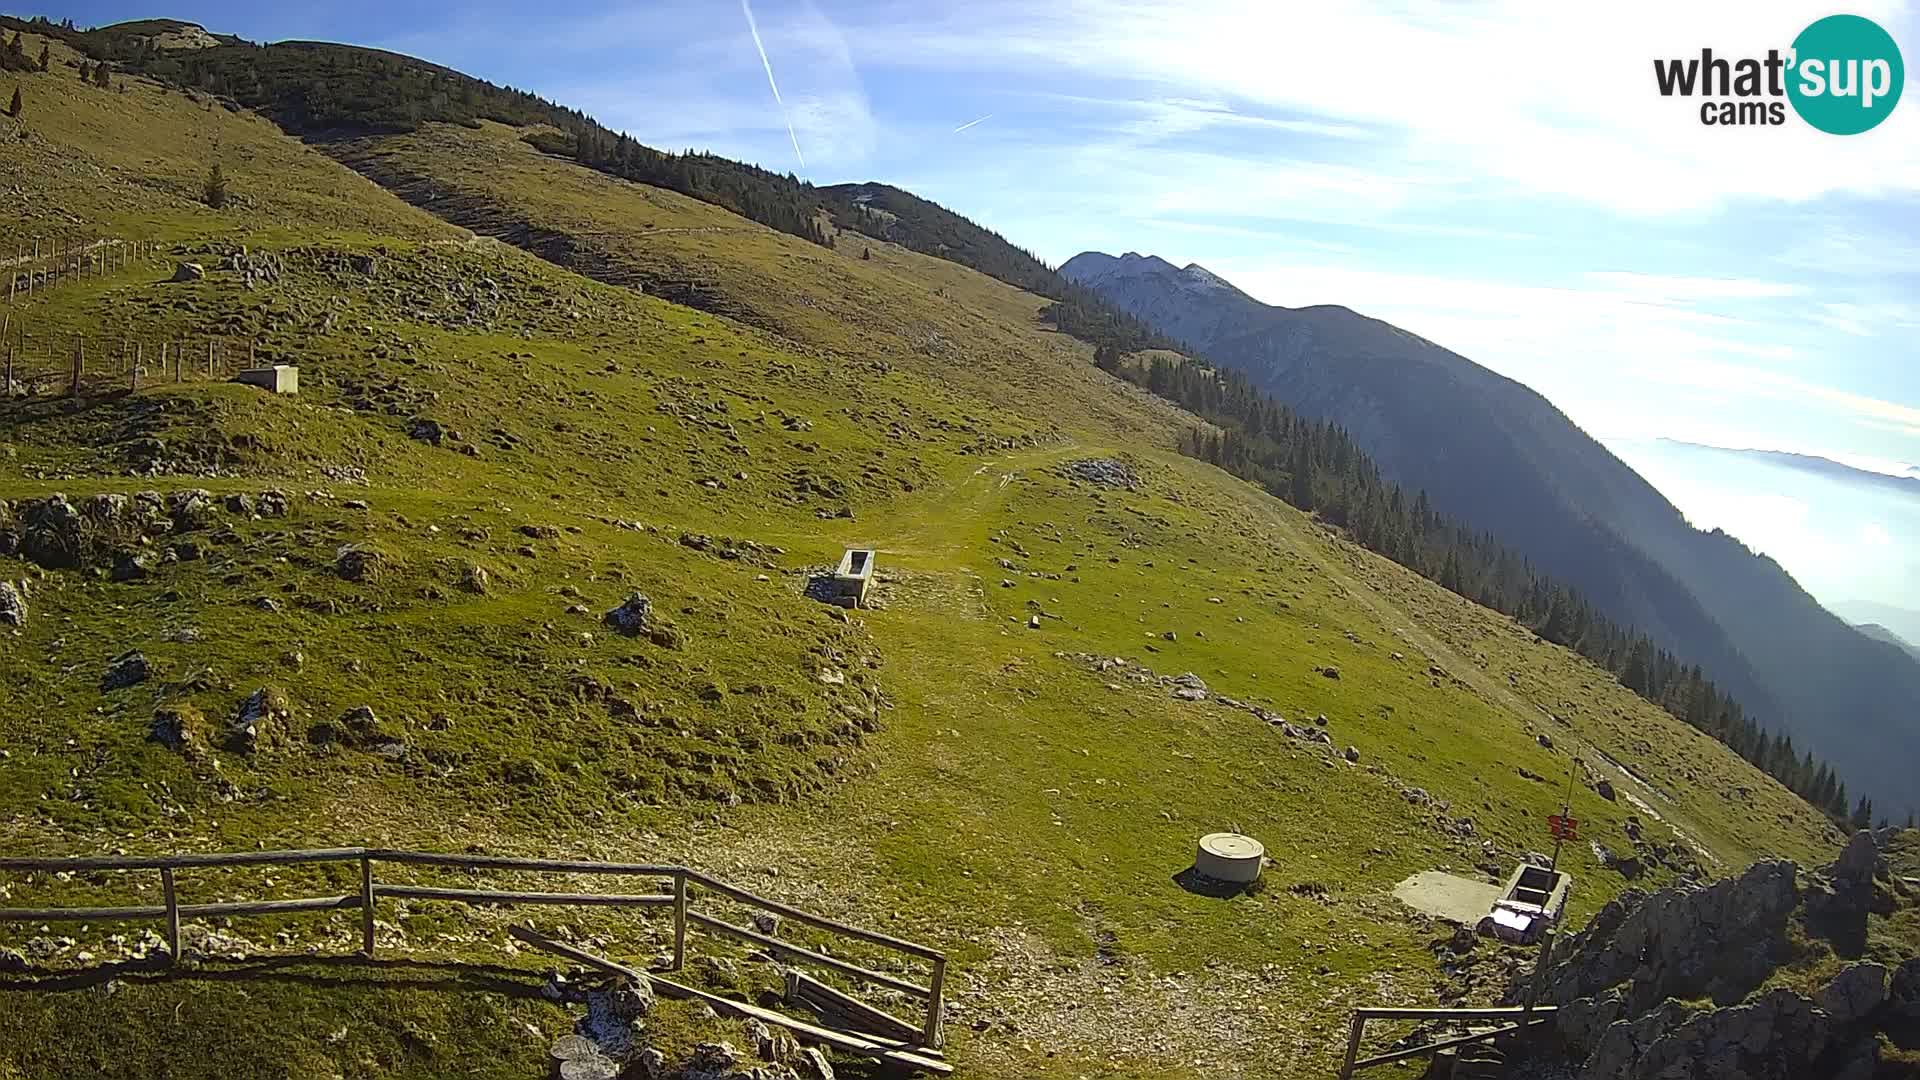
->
1061, 250, 1920, 818
1859, 623, 1920, 662
1655, 440, 1920, 498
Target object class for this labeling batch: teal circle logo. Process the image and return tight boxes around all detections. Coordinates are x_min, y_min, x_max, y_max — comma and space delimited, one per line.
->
1788, 14, 1904, 134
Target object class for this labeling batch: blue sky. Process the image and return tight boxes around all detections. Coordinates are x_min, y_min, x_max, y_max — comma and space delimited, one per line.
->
36, 1, 1920, 586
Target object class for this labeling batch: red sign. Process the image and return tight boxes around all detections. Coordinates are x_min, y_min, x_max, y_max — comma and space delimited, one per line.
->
1548, 814, 1579, 841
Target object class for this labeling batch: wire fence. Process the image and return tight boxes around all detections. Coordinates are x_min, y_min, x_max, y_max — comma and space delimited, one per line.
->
2, 321, 267, 398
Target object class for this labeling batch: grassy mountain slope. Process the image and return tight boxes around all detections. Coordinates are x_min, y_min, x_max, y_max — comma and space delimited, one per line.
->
0, 30, 1845, 1080
1062, 251, 1920, 821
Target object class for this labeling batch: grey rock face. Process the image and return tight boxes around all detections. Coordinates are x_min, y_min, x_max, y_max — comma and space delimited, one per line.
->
0, 580, 24, 626
604, 593, 652, 636
1818, 962, 1889, 1026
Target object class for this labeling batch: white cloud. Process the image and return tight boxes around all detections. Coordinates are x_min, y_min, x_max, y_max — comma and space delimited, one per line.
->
838, 0, 1920, 216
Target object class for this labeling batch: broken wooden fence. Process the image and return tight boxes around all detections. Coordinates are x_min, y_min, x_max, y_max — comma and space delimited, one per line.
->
0, 847, 947, 1051
1337, 1005, 1558, 1079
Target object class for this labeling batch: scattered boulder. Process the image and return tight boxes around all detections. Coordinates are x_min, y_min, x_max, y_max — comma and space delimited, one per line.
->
1537, 733, 1554, 750
223, 493, 255, 516
110, 550, 152, 582
0, 580, 24, 626
101, 650, 150, 691
256, 490, 289, 517
407, 417, 445, 446
149, 704, 204, 754
1595, 779, 1616, 801
1343, 745, 1360, 763
229, 687, 291, 753
603, 593, 652, 636
335, 544, 383, 582
795, 1047, 834, 1080
648, 625, 684, 650
458, 562, 489, 595
170, 261, 204, 282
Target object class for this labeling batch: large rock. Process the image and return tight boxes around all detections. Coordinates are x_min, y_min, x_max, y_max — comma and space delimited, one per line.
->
171, 261, 205, 282
229, 687, 291, 753
101, 650, 150, 691
0, 580, 24, 627
1818, 962, 1889, 1025
335, 544, 384, 582
1832, 830, 1886, 886
149, 705, 204, 754
603, 593, 652, 636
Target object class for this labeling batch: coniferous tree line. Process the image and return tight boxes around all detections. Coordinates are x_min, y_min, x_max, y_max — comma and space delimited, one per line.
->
1105, 352, 1851, 821
22, 30, 834, 249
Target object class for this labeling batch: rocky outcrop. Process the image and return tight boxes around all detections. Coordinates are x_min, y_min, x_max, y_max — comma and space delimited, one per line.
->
0, 491, 259, 573
1514, 830, 1916, 1080
1530, 858, 1799, 1014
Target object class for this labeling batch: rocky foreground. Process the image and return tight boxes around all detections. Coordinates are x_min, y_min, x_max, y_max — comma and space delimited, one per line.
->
1510, 828, 1918, 1079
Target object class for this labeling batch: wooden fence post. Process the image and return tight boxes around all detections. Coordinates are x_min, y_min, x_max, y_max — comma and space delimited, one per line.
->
1338, 1014, 1365, 1080
161, 866, 182, 964
359, 855, 377, 955
923, 955, 947, 1049
69, 338, 82, 397
672, 871, 688, 970
4, 344, 12, 395
206, 341, 213, 378
159, 342, 167, 383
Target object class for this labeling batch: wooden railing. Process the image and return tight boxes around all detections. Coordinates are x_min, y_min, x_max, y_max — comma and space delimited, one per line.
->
1337, 1005, 1557, 1079
0, 847, 947, 1049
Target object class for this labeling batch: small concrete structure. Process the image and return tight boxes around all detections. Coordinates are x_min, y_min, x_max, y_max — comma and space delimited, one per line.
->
1195, 832, 1264, 883
234, 365, 298, 395
1394, 871, 1504, 925
1479, 863, 1571, 943
830, 548, 876, 609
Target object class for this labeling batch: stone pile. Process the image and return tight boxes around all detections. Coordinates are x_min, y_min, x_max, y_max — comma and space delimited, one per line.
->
1060, 457, 1140, 490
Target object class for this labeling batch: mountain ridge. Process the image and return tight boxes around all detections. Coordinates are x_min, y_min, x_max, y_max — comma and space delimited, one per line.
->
1062, 248, 1920, 819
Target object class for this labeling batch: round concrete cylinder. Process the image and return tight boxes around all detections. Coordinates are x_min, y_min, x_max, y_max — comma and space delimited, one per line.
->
1196, 832, 1265, 882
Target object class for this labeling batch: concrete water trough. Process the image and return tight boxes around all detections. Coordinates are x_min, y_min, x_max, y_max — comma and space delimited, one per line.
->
234, 365, 299, 394
830, 548, 876, 609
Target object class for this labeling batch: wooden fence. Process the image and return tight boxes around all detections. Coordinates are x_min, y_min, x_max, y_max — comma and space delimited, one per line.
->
0, 847, 948, 1050
3, 237, 164, 302
1, 319, 264, 397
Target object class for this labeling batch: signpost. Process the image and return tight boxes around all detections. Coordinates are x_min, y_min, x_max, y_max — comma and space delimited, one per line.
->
1546, 771, 1578, 872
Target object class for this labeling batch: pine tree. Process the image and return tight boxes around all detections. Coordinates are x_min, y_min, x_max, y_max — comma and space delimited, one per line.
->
203, 161, 228, 209
92, 61, 109, 89
6, 87, 18, 118
37, 43, 48, 72
1851, 796, 1872, 831
77, 61, 90, 82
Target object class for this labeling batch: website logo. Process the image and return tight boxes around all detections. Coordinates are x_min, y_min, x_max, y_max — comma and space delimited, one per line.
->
1653, 13, 1904, 133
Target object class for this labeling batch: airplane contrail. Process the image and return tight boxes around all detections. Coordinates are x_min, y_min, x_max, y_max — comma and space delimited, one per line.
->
953, 113, 994, 134
740, 0, 805, 168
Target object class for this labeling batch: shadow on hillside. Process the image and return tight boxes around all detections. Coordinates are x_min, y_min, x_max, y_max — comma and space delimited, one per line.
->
0, 952, 545, 999
1171, 865, 1259, 899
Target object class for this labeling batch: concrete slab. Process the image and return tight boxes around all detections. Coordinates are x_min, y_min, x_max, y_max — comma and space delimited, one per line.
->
1393, 871, 1502, 924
